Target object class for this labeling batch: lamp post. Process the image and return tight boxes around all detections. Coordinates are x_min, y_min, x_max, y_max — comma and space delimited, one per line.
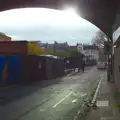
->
105, 31, 113, 82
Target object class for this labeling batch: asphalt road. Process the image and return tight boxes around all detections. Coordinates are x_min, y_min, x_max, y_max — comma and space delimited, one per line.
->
0, 67, 105, 120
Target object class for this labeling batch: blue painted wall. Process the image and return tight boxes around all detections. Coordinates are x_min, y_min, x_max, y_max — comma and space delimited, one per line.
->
0, 56, 6, 84
8, 56, 22, 84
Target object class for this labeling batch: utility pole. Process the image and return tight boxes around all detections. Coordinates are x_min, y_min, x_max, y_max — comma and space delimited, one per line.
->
106, 32, 113, 82
104, 36, 113, 81
110, 33, 114, 82
107, 38, 111, 81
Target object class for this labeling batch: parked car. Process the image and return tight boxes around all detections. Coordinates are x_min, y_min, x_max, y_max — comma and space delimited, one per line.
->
97, 61, 106, 69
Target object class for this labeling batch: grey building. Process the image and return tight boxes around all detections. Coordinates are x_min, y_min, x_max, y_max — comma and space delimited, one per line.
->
53, 42, 69, 52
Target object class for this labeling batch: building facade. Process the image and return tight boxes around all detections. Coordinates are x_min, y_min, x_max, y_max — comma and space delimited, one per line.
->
82, 45, 99, 60
53, 42, 69, 52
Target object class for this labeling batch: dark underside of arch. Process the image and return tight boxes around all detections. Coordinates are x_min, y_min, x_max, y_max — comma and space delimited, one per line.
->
0, 0, 120, 38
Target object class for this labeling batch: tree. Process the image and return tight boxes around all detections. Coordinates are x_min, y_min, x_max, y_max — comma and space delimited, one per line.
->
92, 30, 108, 48
69, 50, 83, 57
46, 48, 53, 54
28, 42, 47, 55
52, 50, 84, 58
52, 51, 71, 57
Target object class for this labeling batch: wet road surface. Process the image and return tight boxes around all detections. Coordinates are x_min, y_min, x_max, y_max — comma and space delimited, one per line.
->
0, 67, 105, 120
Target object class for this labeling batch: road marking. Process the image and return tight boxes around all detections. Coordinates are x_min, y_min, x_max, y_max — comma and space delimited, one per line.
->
72, 99, 78, 103
97, 101, 109, 107
53, 92, 72, 108
91, 75, 104, 104
72, 92, 87, 103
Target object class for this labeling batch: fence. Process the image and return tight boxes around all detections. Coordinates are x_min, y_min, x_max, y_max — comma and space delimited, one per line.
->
0, 55, 65, 85
64, 56, 96, 69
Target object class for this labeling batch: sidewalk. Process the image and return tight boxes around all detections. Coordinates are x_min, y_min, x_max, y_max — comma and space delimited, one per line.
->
86, 73, 120, 120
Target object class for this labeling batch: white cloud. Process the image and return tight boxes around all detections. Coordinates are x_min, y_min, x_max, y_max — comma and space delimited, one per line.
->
0, 8, 99, 45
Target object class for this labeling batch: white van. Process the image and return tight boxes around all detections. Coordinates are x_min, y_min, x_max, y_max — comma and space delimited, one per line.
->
97, 61, 106, 69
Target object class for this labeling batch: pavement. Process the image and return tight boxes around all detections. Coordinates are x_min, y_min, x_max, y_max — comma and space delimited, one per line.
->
0, 67, 104, 120
86, 72, 120, 120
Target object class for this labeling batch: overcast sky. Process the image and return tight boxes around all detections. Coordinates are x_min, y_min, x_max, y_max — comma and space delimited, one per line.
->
0, 8, 99, 45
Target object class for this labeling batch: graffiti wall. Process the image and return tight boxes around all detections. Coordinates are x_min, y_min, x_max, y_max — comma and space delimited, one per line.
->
0, 56, 22, 85
0, 56, 7, 85
0, 55, 65, 86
